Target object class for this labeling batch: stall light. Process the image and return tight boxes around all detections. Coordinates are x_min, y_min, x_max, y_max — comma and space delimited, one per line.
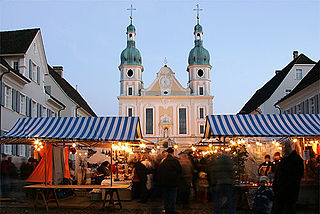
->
191, 146, 196, 151
40, 145, 43, 149
315, 141, 318, 144
259, 143, 263, 146
209, 144, 213, 148
304, 143, 308, 147
230, 140, 236, 146
157, 145, 160, 149
173, 145, 178, 149
214, 150, 218, 153
151, 149, 156, 153
37, 148, 41, 151
278, 147, 282, 150
85, 152, 88, 155
272, 140, 275, 145
237, 139, 241, 144
140, 143, 146, 149
310, 141, 314, 144
233, 152, 236, 155
69, 152, 72, 154
247, 144, 251, 148
79, 153, 82, 156
72, 143, 76, 148
221, 147, 224, 151
34, 139, 40, 145
275, 142, 280, 147
293, 139, 298, 143
256, 142, 260, 146
241, 139, 246, 144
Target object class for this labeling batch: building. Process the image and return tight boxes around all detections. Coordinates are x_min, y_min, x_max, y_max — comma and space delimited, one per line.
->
118, 16, 213, 146
0, 28, 96, 161
239, 51, 316, 114
275, 61, 319, 114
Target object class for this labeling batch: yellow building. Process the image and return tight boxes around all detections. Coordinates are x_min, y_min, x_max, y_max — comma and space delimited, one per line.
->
118, 16, 213, 147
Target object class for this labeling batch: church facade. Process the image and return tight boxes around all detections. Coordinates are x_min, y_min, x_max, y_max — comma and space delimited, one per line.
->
118, 17, 213, 146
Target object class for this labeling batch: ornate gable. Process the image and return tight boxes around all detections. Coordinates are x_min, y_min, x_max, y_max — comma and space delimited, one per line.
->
141, 66, 190, 96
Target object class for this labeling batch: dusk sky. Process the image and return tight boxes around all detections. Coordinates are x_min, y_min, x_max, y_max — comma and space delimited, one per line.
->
1, 0, 319, 116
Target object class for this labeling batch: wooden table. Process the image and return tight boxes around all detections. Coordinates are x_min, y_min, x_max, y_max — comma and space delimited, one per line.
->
24, 184, 130, 211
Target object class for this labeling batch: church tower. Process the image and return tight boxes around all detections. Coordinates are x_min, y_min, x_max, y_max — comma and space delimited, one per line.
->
119, 11, 143, 97
187, 7, 212, 96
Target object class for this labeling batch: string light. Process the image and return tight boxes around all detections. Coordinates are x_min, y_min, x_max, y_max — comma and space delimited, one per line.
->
293, 139, 298, 143
173, 145, 178, 149
151, 149, 156, 153
209, 144, 213, 148
72, 143, 76, 148
191, 146, 196, 151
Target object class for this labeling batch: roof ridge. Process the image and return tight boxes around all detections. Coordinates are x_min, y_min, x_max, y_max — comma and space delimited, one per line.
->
0, 28, 40, 33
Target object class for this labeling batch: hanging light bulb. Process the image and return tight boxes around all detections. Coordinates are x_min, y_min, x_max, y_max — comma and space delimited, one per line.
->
151, 149, 156, 153
209, 144, 213, 148
191, 146, 196, 151
256, 142, 260, 146
173, 145, 178, 149
72, 143, 76, 148
293, 139, 298, 143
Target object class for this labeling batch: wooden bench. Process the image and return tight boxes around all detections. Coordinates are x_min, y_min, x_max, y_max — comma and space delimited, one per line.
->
24, 184, 130, 211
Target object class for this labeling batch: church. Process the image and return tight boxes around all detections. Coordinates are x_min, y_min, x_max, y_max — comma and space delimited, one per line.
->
118, 11, 213, 147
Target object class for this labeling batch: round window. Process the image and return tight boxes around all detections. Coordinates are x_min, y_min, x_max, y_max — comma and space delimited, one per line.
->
127, 69, 134, 77
197, 69, 204, 77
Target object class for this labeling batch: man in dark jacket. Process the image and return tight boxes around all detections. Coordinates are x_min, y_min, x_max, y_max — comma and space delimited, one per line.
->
158, 147, 182, 214
273, 142, 304, 214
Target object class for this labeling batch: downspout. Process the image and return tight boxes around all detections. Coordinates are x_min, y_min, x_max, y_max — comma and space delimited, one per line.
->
274, 105, 282, 114
58, 105, 65, 117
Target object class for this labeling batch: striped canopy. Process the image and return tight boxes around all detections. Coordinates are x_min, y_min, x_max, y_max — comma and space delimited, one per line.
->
2, 117, 142, 144
204, 114, 320, 138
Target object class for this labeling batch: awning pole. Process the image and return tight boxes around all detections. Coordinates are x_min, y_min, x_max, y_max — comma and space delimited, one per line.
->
110, 143, 113, 187
44, 142, 47, 186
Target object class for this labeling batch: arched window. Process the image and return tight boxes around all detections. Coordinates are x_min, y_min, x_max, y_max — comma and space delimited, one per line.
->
127, 69, 134, 77
197, 69, 204, 77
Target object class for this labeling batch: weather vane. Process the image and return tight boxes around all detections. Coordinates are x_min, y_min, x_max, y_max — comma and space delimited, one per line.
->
193, 4, 203, 24
127, 4, 136, 24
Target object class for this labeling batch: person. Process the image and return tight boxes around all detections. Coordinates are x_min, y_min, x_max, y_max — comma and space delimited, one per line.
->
132, 159, 148, 203
271, 152, 281, 175
273, 141, 304, 214
20, 158, 35, 179
212, 154, 235, 214
158, 147, 182, 214
178, 153, 193, 208
95, 161, 110, 184
253, 176, 273, 214
258, 155, 272, 176
1, 155, 10, 197
197, 171, 209, 202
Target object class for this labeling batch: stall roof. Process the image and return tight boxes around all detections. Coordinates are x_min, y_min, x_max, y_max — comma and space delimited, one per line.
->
1, 116, 142, 144
204, 114, 320, 138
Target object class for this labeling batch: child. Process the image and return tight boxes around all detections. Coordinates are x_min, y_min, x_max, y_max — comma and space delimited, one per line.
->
253, 176, 273, 214
197, 171, 209, 202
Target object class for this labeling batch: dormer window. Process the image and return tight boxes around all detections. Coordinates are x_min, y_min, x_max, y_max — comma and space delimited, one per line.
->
295, 69, 302, 80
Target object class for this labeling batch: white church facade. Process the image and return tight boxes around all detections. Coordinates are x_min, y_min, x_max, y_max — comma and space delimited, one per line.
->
118, 15, 213, 146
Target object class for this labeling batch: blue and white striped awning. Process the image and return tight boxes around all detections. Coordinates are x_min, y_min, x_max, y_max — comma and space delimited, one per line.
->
204, 114, 320, 138
2, 117, 142, 144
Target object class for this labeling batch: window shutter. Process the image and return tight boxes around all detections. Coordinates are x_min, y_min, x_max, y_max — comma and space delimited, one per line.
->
0, 82, 4, 106
26, 97, 30, 117
16, 91, 20, 113
29, 59, 33, 79
37, 103, 40, 117
37, 66, 40, 84
12, 89, 16, 111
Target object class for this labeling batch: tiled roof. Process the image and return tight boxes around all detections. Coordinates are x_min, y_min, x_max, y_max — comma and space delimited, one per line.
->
48, 65, 96, 116
239, 54, 315, 114
0, 28, 39, 55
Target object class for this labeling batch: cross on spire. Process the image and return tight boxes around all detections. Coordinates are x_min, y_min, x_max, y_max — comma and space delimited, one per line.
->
193, 4, 203, 24
164, 57, 168, 65
127, 4, 136, 24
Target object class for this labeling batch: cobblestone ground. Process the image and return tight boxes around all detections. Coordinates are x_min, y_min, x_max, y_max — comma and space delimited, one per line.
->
0, 198, 317, 214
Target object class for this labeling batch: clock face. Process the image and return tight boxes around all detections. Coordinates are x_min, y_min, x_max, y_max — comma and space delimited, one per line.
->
160, 76, 172, 89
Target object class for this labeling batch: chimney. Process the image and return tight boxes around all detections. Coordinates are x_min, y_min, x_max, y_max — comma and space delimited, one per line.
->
293, 51, 299, 59
275, 70, 281, 75
53, 66, 63, 77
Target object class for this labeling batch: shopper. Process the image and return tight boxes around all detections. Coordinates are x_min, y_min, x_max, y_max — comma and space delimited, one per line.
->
253, 176, 273, 214
212, 154, 235, 214
158, 147, 182, 214
178, 153, 193, 208
273, 141, 304, 214
132, 159, 148, 203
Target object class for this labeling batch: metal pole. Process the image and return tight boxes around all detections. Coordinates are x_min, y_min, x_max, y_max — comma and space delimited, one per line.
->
110, 143, 113, 187
44, 142, 47, 185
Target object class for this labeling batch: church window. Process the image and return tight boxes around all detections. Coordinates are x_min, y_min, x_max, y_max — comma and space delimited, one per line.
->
164, 91, 168, 95
128, 107, 133, 117
197, 33, 201, 40
129, 33, 133, 40
200, 125, 204, 134
127, 69, 134, 77
199, 107, 204, 119
199, 87, 204, 96
128, 87, 133, 96
146, 108, 153, 134
197, 69, 204, 77
179, 108, 187, 134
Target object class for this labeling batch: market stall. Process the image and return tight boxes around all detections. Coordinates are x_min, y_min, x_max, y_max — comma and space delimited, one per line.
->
0, 116, 146, 210
201, 114, 320, 208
